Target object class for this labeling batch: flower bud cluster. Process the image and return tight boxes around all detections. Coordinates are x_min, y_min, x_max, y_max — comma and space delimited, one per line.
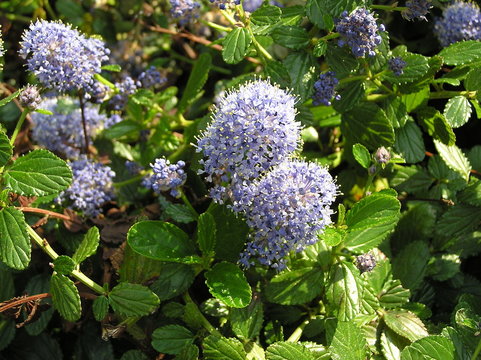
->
19, 85, 42, 110
312, 71, 341, 106
144, 158, 187, 198
388, 57, 407, 76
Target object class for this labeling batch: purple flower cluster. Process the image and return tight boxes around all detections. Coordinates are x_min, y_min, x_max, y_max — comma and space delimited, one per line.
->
356, 253, 376, 273
58, 158, 115, 217
210, 0, 241, 10
434, 1, 481, 47
312, 71, 341, 106
235, 160, 337, 269
335, 8, 385, 57
388, 57, 407, 76
19, 85, 42, 110
169, 0, 201, 25
137, 66, 166, 88
109, 76, 137, 110
402, 0, 432, 21
144, 158, 187, 197
196, 79, 300, 203
19, 20, 109, 92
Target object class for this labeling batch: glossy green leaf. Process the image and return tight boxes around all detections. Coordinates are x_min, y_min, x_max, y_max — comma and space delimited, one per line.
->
0, 207, 30, 270
444, 96, 472, 128
326, 262, 362, 321
0, 131, 12, 167
326, 43, 359, 78
251, 5, 282, 25
385, 53, 430, 84
203, 335, 246, 360
266, 342, 315, 360
223, 28, 252, 64
230, 298, 263, 340
394, 121, 425, 164
93, 295, 109, 321
50, 273, 81, 322
401, 335, 455, 360
329, 321, 367, 360
150, 263, 195, 301
109, 282, 160, 316
392, 241, 430, 291
284, 52, 317, 101
352, 143, 371, 169
72, 226, 100, 264
197, 212, 216, 256
434, 140, 471, 181
333, 80, 365, 112
152, 325, 194, 355
178, 53, 211, 113
4, 149, 72, 196
265, 267, 323, 305
439, 40, 481, 65
384, 310, 428, 342
272, 26, 309, 50
53, 255, 75, 275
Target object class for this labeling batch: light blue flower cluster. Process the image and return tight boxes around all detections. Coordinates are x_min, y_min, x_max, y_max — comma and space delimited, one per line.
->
210, 0, 241, 10
144, 158, 187, 197
58, 158, 116, 217
335, 8, 385, 57
110, 76, 137, 110
19, 85, 42, 110
434, 1, 481, 46
242, 0, 263, 12
30, 97, 119, 158
312, 71, 341, 106
0, 27, 4, 71
196, 79, 300, 202
402, 0, 432, 21
169, 0, 201, 25
137, 66, 166, 88
19, 20, 109, 92
388, 57, 407, 76
236, 160, 337, 269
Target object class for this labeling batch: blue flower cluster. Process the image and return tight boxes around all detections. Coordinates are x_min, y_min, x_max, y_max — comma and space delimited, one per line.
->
137, 66, 166, 88
30, 97, 119, 158
236, 160, 337, 269
388, 57, 407, 76
58, 158, 116, 217
110, 76, 138, 110
312, 72, 341, 106
169, 0, 201, 25
335, 8, 385, 57
19, 20, 109, 92
144, 158, 187, 197
402, 0, 432, 21
125, 160, 144, 175
210, 0, 241, 10
19, 85, 42, 110
242, 0, 263, 12
434, 1, 481, 47
196, 79, 300, 202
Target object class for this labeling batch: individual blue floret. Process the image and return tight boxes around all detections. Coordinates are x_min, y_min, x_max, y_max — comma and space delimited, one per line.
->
434, 1, 481, 46
335, 8, 385, 57
388, 57, 407, 76
312, 71, 341, 106
196, 79, 301, 203
57, 157, 116, 217
402, 0, 432, 21
19, 20, 109, 92
146, 157, 187, 197
235, 160, 337, 270
170, 0, 201, 25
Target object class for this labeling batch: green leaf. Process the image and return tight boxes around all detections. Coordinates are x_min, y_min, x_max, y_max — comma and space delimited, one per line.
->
264, 61, 291, 88
24, 274, 54, 336
230, 297, 264, 340
93, 295, 109, 321
352, 143, 371, 168
326, 262, 362, 321
306, 0, 332, 30
401, 335, 455, 360
197, 212, 216, 256
101, 64, 121, 72
439, 40, 481, 65
381, 328, 409, 360
322, 0, 357, 17
53, 255, 76, 275
326, 43, 359, 78
175, 344, 199, 360
265, 267, 323, 305
266, 342, 315, 360
127, 221, 196, 263
0, 131, 12, 167
0, 207, 30, 270
165, 203, 197, 223
72, 226, 100, 264
401, 86, 429, 112
333, 80, 365, 112
427, 254, 460, 282
329, 322, 367, 360
320, 226, 344, 247
121, 350, 149, 360
251, 5, 282, 25
444, 96, 472, 128
223, 28, 252, 64
392, 241, 430, 291
109, 282, 160, 316
385, 53, 430, 84
205, 262, 251, 308
119, 243, 163, 284
0, 90, 20, 107
178, 53, 211, 113
50, 273, 81, 322
272, 26, 309, 50
0, 319, 15, 351
417, 107, 455, 146
4, 149, 72, 197
379, 280, 411, 309
435, 204, 481, 239
284, 52, 317, 101
434, 140, 471, 181
103, 120, 142, 139
150, 263, 195, 301
341, 102, 395, 150
344, 193, 401, 252
34, 108, 53, 115
394, 120, 425, 163
203, 335, 247, 360
458, 178, 481, 206
152, 325, 195, 355
384, 310, 428, 342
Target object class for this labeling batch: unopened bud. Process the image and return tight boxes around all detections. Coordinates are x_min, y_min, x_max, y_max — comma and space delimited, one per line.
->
356, 253, 376, 273
375, 147, 391, 164
19, 85, 42, 110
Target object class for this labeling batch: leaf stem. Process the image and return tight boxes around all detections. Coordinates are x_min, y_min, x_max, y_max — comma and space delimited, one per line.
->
180, 190, 199, 218
370, 4, 407, 12
472, 337, 481, 360
10, 109, 29, 146
287, 316, 314, 342
429, 90, 477, 100
183, 292, 222, 337
113, 172, 147, 188
200, 19, 233, 33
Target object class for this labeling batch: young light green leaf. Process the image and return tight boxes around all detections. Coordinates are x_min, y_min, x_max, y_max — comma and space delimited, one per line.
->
197, 212, 216, 256
178, 53, 211, 113
72, 226, 100, 264
93, 295, 109, 321
444, 96, 472, 128
223, 28, 252, 64
101, 64, 121, 72
352, 143, 371, 169
0, 90, 20, 107
109, 282, 160, 316
50, 273, 81, 322
53, 255, 76, 275
0, 207, 30, 270
400, 335, 455, 360
434, 140, 471, 181
265, 267, 323, 305
205, 262, 252, 308
0, 131, 12, 167
4, 149, 72, 197
439, 40, 481, 65
203, 335, 247, 360
230, 298, 263, 340
394, 121, 425, 164
329, 322, 367, 360
266, 342, 315, 360
326, 262, 362, 321
383, 310, 429, 342
151, 325, 195, 355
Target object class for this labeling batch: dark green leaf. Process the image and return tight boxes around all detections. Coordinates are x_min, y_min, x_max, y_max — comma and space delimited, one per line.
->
251, 5, 282, 25
50, 273, 81, 322
121, 350, 149, 360
53, 255, 75, 275
205, 262, 251, 308
0, 207, 30, 270
352, 143, 371, 169
150, 263, 195, 301
119, 243, 163, 284
444, 96, 472, 128
392, 241, 430, 291
458, 179, 481, 206
326, 43, 359, 78
197, 212, 216, 256
4, 149, 72, 196
266, 342, 315, 360
434, 140, 471, 181
401, 335, 455, 360
72, 226, 99, 264
326, 262, 362, 321
165, 203, 197, 223
178, 53, 211, 113
203, 335, 247, 360
0, 131, 12, 167
306, 0, 332, 30
333, 80, 365, 112
24, 274, 54, 336
313, 41, 327, 57
152, 325, 195, 355
394, 121, 425, 163
265, 267, 323, 305
230, 297, 263, 340
175, 344, 199, 360
427, 254, 460, 282
103, 120, 142, 139
436, 204, 481, 239
223, 28, 252, 64
93, 295, 109, 321
264, 61, 291, 88
109, 282, 160, 316
329, 321, 367, 360
272, 26, 309, 50
0, 319, 15, 351
0, 90, 20, 107
284, 52, 318, 101
417, 107, 455, 146
439, 40, 481, 65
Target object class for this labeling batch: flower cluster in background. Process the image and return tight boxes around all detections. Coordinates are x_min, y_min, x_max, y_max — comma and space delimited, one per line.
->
402, 0, 432, 21
434, 1, 481, 46
312, 71, 341, 106
169, 0, 201, 26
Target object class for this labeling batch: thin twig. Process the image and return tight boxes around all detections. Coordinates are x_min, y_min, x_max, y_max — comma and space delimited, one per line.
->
0, 293, 50, 313
16, 207, 83, 224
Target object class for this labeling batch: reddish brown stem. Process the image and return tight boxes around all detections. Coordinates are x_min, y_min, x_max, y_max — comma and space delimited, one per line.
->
16, 207, 82, 224
0, 293, 50, 313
